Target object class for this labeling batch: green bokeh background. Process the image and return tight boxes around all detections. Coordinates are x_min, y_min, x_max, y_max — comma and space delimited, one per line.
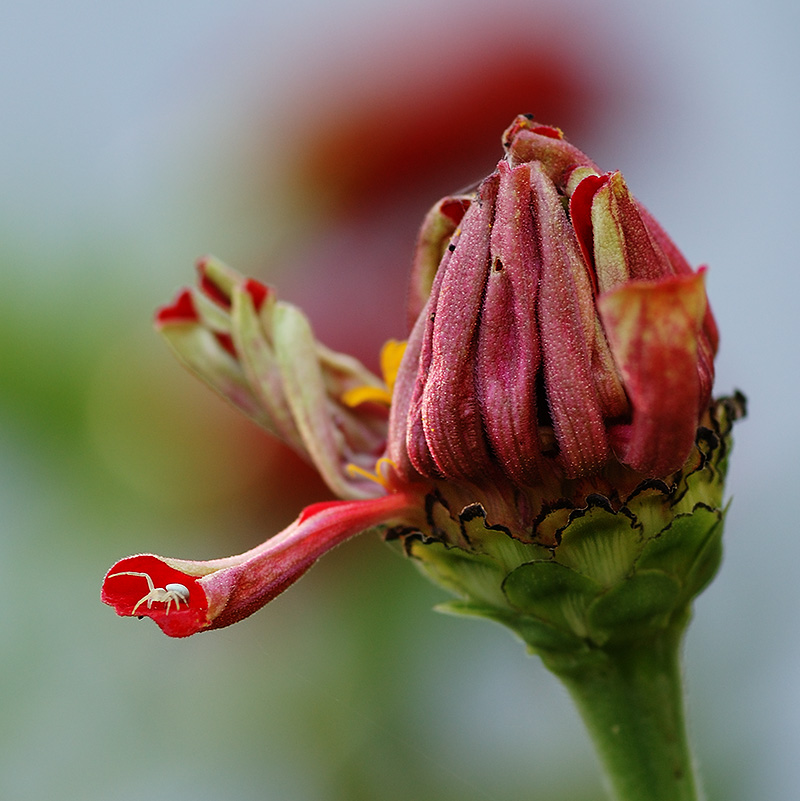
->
2, 2, 797, 800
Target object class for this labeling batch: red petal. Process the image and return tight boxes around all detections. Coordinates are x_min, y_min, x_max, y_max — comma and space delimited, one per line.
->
102, 555, 209, 638
244, 279, 270, 313
439, 198, 471, 226
102, 492, 419, 638
568, 171, 610, 289
197, 258, 232, 308
155, 290, 198, 326
598, 273, 707, 477
530, 124, 564, 139
503, 116, 599, 183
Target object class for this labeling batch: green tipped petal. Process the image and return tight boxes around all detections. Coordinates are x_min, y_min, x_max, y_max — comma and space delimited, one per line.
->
156, 257, 389, 500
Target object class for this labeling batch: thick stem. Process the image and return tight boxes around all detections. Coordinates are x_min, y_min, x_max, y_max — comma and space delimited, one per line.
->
541, 624, 702, 801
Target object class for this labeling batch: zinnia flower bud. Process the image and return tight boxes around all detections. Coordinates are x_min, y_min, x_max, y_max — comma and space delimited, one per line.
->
390, 115, 717, 498
102, 116, 741, 651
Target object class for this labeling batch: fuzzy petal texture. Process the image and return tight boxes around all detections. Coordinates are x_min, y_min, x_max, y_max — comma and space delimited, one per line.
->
407, 195, 472, 328
405, 174, 500, 481
475, 161, 543, 485
531, 163, 610, 477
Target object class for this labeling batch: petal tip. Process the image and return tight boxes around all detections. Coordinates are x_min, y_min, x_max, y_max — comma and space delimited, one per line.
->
155, 290, 198, 328
102, 555, 209, 638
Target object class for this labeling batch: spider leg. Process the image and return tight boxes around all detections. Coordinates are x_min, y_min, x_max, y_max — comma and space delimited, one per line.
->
131, 592, 151, 616
109, 571, 156, 593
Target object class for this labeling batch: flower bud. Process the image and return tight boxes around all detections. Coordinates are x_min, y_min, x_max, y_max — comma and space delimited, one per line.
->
390, 115, 718, 504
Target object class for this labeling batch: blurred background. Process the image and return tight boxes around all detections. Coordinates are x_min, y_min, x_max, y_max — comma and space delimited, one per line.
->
1, 0, 797, 799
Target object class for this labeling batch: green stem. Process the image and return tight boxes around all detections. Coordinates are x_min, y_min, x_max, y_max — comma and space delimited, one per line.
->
541, 625, 702, 801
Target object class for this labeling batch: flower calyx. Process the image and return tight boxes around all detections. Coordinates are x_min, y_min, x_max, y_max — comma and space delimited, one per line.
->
390, 395, 744, 655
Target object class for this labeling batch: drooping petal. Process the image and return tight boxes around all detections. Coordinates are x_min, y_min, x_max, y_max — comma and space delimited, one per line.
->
230, 283, 308, 453
598, 271, 707, 477
101, 555, 209, 637
102, 490, 420, 637
271, 303, 382, 499
157, 289, 274, 429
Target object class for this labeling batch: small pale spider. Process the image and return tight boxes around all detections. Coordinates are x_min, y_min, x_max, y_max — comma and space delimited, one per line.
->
108, 571, 191, 615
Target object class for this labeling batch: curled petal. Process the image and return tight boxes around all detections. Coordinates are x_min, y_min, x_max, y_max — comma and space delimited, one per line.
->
156, 257, 389, 499
156, 289, 199, 325
571, 171, 674, 294
598, 272, 707, 476
101, 556, 208, 637
102, 491, 419, 637
503, 114, 599, 184
157, 294, 273, 428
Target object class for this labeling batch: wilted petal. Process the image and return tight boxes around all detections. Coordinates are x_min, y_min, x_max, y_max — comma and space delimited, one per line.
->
230, 283, 308, 452
598, 271, 707, 476
271, 303, 385, 498
156, 287, 274, 428
157, 257, 389, 500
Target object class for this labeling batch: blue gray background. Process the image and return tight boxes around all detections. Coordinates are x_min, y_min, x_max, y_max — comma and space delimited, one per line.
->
1, 1, 797, 799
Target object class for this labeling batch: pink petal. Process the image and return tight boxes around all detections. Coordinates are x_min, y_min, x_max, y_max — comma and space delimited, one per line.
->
531, 164, 610, 477
416, 172, 499, 480
475, 161, 543, 485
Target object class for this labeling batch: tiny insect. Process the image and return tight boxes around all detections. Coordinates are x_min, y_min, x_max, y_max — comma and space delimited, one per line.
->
108, 571, 191, 615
